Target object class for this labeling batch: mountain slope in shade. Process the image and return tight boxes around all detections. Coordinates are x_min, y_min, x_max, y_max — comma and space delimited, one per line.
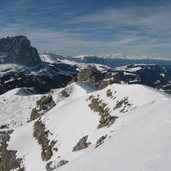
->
39, 53, 171, 94
0, 36, 41, 66
0, 82, 171, 171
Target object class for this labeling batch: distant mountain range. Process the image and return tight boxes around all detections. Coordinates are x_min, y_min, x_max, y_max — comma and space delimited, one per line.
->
41, 52, 171, 67
0, 36, 171, 95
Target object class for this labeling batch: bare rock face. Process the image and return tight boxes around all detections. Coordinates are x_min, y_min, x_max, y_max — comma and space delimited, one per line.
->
72, 135, 91, 152
88, 95, 118, 128
33, 120, 57, 161
72, 65, 106, 88
0, 131, 24, 171
30, 95, 56, 121
57, 160, 69, 168
95, 135, 107, 148
60, 88, 70, 97
0, 35, 41, 66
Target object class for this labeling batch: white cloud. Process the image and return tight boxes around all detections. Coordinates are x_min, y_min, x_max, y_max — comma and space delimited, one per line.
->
67, 5, 171, 32
0, 3, 171, 58
0, 24, 144, 53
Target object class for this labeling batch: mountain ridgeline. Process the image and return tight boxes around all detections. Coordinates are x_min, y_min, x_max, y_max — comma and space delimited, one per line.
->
0, 35, 171, 95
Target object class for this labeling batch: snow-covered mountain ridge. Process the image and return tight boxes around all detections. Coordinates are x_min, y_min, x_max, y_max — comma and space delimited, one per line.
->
0, 82, 171, 171
41, 52, 171, 67
0, 36, 171, 95
76, 53, 171, 60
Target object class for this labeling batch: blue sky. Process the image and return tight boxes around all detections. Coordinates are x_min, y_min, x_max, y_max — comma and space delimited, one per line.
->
0, 0, 171, 57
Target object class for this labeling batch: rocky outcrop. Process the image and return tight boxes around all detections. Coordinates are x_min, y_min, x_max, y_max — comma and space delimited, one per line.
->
98, 114, 118, 129
113, 97, 132, 113
46, 161, 56, 171
30, 95, 56, 121
95, 135, 107, 148
57, 160, 69, 168
72, 64, 171, 94
72, 135, 91, 152
88, 96, 109, 116
88, 96, 118, 128
33, 120, 56, 161
60, 88, 70, 97
0, 131, 24, 171
72, 65, 106, 88
0, 36, 41, 66
46, 159, 69, 170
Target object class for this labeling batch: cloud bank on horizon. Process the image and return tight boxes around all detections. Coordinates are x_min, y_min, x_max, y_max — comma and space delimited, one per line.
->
0, 0, 171, 57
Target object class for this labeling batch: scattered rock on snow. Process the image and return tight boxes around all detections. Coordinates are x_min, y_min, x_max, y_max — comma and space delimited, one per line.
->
46, 161, 56, 171
0, 131, 24, 171
88, 96, 118, 128
72, 135, 91, 152
98, 115, 118, 129
95, 135, 107, 148
57, 160, 69, 168
60, 88, 70, 97
33, 120, 57, 161
30, 95, 56, 121
113, 97, 132, 113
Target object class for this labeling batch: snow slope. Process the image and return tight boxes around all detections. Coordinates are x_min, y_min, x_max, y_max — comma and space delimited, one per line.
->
58, 92, 171, 171
0, 88, 41, 129
1, 82, 171, 171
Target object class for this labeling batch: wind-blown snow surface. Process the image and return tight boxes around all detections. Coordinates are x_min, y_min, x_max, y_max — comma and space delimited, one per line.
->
0, 88, 41, 129
1, 82, 171, 171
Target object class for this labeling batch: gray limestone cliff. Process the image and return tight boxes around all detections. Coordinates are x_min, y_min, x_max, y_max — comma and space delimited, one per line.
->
0, 35, 41, 66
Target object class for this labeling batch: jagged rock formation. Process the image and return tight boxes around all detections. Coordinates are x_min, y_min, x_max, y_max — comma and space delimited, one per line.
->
95, 135, 107, 148
46, 161, 56, 171
72, 135, 91, 151
0, 131, 24, 171
57, 160, 69, 168
33, 120, 56, 161
30, 95, 56, 121
113, 97, 132, 113
60, 88, 70, 97
0, 36, 41, 66
73, 64, 171, 93
88, 96, 118, 128
72, 65, 106, 88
